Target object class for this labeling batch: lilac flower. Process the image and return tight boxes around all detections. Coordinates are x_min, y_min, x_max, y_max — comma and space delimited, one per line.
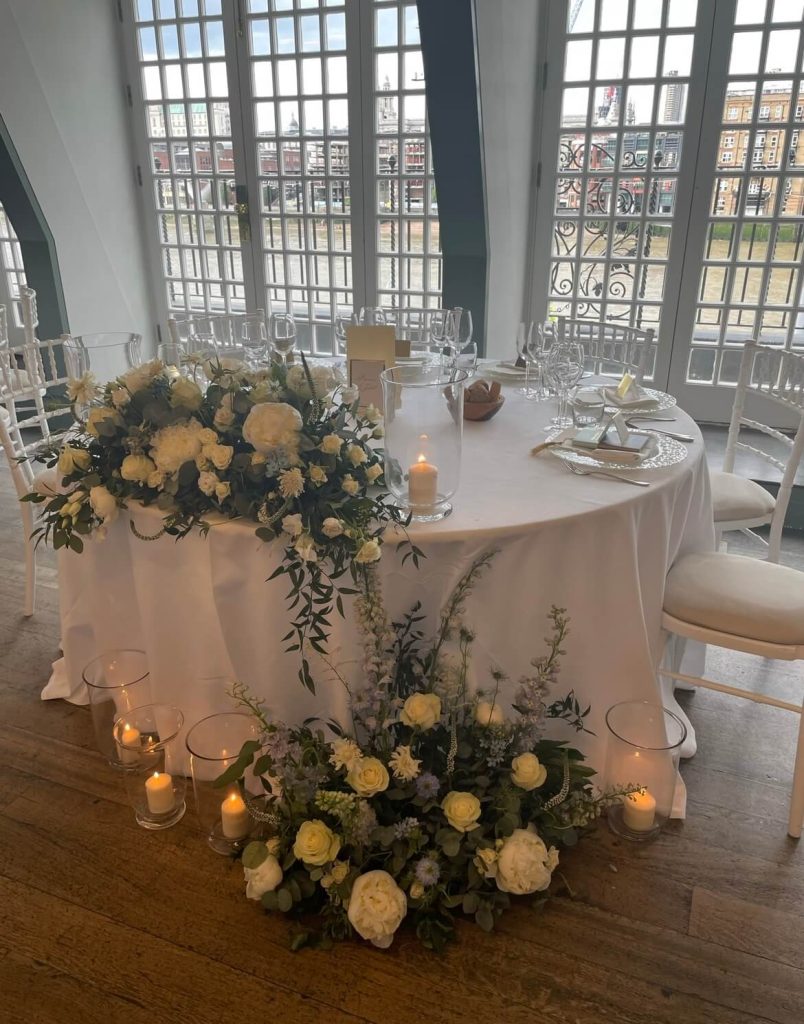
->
415, 772, 440, 800
414, 857, 440, 887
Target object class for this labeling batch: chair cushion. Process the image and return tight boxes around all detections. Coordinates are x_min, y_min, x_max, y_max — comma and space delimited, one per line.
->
664, 552, 804, 647
710, 470, 775, 523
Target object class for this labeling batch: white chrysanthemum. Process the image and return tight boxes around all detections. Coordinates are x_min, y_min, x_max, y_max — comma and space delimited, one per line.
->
150, 419, 206, 475
329, 738, 362, 771
389, 745, 421, 782
119, 359, 164, 394
242, 402, 302, 454
279, 466, 304, 499
66, 372, 99, 406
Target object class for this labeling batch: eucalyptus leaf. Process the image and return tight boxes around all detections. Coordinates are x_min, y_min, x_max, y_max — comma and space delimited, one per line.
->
242, 841, 269, 870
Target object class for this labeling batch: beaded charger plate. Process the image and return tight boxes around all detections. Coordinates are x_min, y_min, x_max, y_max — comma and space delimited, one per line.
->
550, 431, 689, 472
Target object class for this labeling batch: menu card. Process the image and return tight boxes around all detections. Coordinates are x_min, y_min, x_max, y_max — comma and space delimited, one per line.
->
346, 325, 397, 412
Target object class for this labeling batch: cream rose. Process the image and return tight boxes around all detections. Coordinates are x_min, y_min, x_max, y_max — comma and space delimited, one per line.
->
341, 474, 359, 496
57, 446, 92, 475
120, 454, 156, 484
320, 434, 343, 455
473, 846, 499, 880
475, 699, 505, 727
242, 402, 302, 454
347, 443, 367, 466
89, 485, 118, 523
207, 443, 234, 471
198, 470, 218, 497
365, 463, 383, 483
86, 407, 122, 438
347, 870, 407, 949
511, 753, 548, 791
293, 819, 341, 866
244, 852, 283, 900
354, 539, 381, 564
282, 513, 304, 537
346, 756, 390, 797
286, 363, 338, 400
294, 534, 317, 563
119, 359, 164, 393
441, 791, 482, 833
215, 481, 231, 501
308, 464, 327, 486
213, 393, 235, 429
495, 829, 557, 895
400, 692, 441, 731
321, 517, 344, 538
147, 469, 165, 490
171, 377, 203, 410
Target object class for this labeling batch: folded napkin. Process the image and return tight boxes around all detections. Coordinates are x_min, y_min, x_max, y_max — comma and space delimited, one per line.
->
602, 385, 660, 409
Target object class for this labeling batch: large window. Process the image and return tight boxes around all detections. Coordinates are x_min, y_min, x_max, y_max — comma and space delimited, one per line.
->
0, 201, 27, 341
532, 0, 804, 421
123, 0, 441, 353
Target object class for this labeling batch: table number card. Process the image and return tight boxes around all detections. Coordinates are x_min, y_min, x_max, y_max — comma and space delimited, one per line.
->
346, 325, 397, 412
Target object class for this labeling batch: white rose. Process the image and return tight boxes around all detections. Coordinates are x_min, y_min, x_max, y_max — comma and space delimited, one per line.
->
89, 485, 118, 523
286, 363, 338, 400
400, 692, 442, 731
213, 393, 235, 429
198, 428, 218, 445
354, 539, 381, 564
147, 469, 165, 490
321, 517, 344, 538
342, 474, 359, 496
366, 463, 383, 483
347, 870, 407, 949
57, 446, 92, 475
308, 465, 327, 486
244, 852, 283, 900
171, 377, 203, 410
365, 404, 383, 425
86, 407, 122, 438
198, 470, 218, 496
294, 534, 317, 563
293, 819, 341, 866
242, 402, 302, 454
119, 359, 164, 393
150, 419, 206, 475
475, 700, 505, 727
441, 791, 482, 833
473, 847, 499, 880
215, 481, 231, 501
282, 513, 304, 537
207, 444, 234, 471
320, 434, 343, 455
511, 753, 547, 791
347, 444, 367, 466
120, 453, 156, 484
495, 829, 557, 895
346, 756, 390, 797
372, 426, 384, 439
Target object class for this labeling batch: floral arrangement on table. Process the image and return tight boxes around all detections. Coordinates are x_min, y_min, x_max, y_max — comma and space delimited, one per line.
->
23, 357, 419, 687
220, 552, 628, 951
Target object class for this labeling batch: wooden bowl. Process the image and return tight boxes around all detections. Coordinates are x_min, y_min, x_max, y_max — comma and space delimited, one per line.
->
464, 396, 505, 422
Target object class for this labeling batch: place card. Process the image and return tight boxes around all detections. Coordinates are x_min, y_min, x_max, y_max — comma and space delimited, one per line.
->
346, 325, 397, 412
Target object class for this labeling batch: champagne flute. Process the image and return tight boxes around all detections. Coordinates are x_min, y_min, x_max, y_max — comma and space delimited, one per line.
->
270, 312, 297, 366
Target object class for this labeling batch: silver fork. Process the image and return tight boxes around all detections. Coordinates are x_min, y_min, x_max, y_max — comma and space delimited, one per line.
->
560, 459, 650, 487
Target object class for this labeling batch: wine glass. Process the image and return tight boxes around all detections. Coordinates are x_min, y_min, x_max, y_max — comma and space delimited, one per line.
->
269, 312, 297, 366
334, 311, 357, 355
239, 315, 269, 368
545, 339, 585, 430
516, 322, 536, 397
358, 306, 387, 326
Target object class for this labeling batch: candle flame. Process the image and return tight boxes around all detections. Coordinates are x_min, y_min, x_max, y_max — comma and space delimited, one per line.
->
229, 792, 239, 802
417, 453, 427, 464
123, 722, 132, 732
152, 771, 160, 779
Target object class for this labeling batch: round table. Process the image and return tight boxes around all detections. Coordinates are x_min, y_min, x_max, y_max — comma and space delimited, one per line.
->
44, 387, 714, 797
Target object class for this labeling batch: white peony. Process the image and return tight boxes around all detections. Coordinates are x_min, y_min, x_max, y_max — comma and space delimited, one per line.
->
495, 829, 558, 895
341, 474, 359, 496
320, 434, 343, 455
66, 372, 99, 406
321, 517, 344, 538
89, 485, 118, 523
244, 851, 283, 900
347, 870, 407, 949
242, 402, 302, 454
279, 467, 304, 499
389, 745, 421, 782
281, 514, 304, 537
119, 359, 164, 394
511, 753, 547, 791
150, 419, 206, 475
198, 470, 218, 496
354, 539, 381, 564
347, 443, 368, 466
120, 454, 156, 484
171, 377, 203, 410
475, 699, 505, 727
400, 692, 441, 730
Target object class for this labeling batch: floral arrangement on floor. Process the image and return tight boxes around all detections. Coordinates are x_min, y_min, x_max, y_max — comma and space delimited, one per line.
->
220, 552, 628, 951
23, 356, 419, 687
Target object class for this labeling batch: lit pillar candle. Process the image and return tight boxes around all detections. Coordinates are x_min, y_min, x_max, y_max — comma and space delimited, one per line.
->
221, 790, 250, 840
145, 772, 176, 815
408, 454, 438, 507
622, 788, 656, 832
117, 722, 141, 765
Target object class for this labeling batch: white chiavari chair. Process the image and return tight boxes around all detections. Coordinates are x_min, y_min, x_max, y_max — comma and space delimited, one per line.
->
711, 342, 804, 563
557, 318, 656, 382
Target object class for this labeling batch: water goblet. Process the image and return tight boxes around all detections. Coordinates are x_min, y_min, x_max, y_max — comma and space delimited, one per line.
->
545, 340, 585, 430
270, 312, 297, 366
239, 315, 269, 369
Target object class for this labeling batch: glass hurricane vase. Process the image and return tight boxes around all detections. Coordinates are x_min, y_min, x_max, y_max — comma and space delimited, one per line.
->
380, 365, 468, 522
82, 650, 153, 768
113, 704, 187, 830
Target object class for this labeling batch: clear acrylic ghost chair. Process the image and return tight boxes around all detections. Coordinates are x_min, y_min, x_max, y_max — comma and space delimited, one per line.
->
0, 334, 77, 614
711, 342, 804, 563
556, 318, 655, 383
63, 332, 143, 383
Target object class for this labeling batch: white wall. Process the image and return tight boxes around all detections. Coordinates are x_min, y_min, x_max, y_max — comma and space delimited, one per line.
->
474, 0, 540, 359
0, 0, 156, 346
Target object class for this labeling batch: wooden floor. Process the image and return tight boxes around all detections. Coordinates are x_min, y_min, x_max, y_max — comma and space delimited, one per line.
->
1, 469, 803, 1024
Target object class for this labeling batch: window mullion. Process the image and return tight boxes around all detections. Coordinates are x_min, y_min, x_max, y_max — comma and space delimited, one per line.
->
347, 0, 370, 314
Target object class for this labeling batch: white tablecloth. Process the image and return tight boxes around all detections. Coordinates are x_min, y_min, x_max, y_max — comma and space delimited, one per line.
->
44, 388, 713, 796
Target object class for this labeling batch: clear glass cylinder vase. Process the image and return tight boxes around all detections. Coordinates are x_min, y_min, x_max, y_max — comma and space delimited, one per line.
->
380, 366, 468, 522
604, 700, 687, 842
185, 712, 261, 855
82, 650, 152, 768
113, 704, 187, 829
